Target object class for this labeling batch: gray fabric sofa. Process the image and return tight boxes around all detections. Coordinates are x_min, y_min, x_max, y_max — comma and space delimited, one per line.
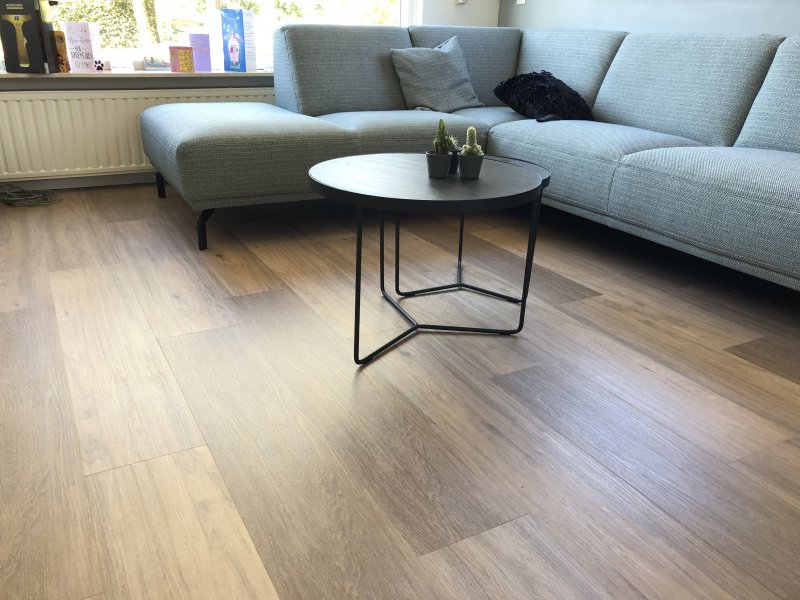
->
140, 25, 800, 291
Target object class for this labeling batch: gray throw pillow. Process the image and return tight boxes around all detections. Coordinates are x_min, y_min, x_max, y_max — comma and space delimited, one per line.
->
390, 36, 483, 113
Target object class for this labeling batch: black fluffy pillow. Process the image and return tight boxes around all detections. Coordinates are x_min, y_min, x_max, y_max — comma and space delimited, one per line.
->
493, 71, 593, 122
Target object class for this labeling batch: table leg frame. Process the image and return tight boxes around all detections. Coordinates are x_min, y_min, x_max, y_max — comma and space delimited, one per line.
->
353, 192, 542, 365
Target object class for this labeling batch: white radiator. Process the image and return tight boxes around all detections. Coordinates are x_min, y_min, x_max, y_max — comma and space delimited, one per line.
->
0, 88, 274, 181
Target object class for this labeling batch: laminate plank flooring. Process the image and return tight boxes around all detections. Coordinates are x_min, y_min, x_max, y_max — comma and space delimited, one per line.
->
0, 307, 102, 600
727, 334, 800, 385
187, 232, 284, 297
732, 438, 800, 511
419, 516, 616, 600
40, 191, 120, 272
557, 294, 800, 431
496, 361, 800, 597
234, 223, 408, 337
226, 289, 528, 554
318, 228, 522, 331
475, 221, 766, 346
0, 205, 50, 313
361, 333, 778, 599
677, 271, 800, 340
475, 221, 700, 298
159, 324, 430, 599
49, 264, 204, 475
400, 213, 601, 305
87, 446, 279, 599
2, 185, 799, 598
512, 298, 792, 462
122, 253, 240, 339
88, 187, 285, 297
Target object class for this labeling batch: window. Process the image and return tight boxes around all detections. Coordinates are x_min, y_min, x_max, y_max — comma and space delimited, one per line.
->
1, 0, 408, 74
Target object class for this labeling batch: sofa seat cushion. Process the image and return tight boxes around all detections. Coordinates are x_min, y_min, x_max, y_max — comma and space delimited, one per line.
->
318, 110, 488, 154
610, 147, 800, 278
488, 119, 702, 213
140, 102, 359, 209
452, 106, 528, 129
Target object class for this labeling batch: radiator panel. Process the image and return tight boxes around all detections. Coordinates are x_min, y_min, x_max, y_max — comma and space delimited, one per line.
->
0, 88, 274, 181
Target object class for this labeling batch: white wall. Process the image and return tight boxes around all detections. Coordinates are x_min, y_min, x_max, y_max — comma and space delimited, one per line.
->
421, 0, 500, 27
498, 0, 800, 35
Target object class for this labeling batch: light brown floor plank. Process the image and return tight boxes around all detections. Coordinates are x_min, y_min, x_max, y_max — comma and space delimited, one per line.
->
678, 275, 800, 340
122, 253, 240, 339
557, 294, 800, 431
726, 334, 800, 385
524, 299, 792, 462
50, 264, 204, 474
186, 233, 284, 297
105, 217, 193, 263
732, 438, 800, 512
237, 226, 409, 337
0, 307, 102, 600
41, 191, 121, 272
87, 446, 279, 600
0, 206, 50, 313
419, 516, 620, 600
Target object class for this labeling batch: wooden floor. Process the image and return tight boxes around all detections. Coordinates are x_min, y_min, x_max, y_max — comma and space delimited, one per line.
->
1, 184, 799, 599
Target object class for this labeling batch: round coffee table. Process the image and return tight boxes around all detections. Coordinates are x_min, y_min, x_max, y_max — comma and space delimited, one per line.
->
309, 153, 550, 365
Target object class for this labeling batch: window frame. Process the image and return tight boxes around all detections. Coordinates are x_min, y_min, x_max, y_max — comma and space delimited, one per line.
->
0, 0, 421, 87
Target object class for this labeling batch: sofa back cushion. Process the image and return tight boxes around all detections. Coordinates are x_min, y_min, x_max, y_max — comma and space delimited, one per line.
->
516, 29, 627, 107
408, 26, 522, 107
593, 33, 783, 146
736, 36, 800, 153
273, 25, 411, 116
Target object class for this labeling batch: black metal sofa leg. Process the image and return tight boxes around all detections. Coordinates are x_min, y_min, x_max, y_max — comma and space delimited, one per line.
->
197, 209, 215, 251
156, 172, 167, 198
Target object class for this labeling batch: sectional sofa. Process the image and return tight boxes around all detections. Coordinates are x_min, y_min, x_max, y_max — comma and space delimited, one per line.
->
140, 25, 800, 291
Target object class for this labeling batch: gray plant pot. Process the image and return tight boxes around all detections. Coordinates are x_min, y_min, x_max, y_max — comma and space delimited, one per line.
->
426, 152, 452, 179
459, 154, 484, 179
449, 149, 461, 174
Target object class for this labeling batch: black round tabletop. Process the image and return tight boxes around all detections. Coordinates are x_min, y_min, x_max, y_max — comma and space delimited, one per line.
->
309, 153, 550, 214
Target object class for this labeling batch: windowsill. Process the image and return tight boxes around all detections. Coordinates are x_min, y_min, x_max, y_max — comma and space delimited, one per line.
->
0, 70, 275, 91
0, 70, 274, 77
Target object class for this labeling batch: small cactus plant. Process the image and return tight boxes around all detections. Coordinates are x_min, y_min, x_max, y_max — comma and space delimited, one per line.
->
461, 126, 483, 156
432, 119, 454, 155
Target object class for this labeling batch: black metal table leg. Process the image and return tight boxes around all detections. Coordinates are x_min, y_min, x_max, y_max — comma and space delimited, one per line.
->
354, 208, 418, 365
352, 191, 543, 365
456, 214, 465, 285
395, 214, 460, 298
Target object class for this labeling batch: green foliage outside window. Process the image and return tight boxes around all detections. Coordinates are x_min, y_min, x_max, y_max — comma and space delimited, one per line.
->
52, 0, 139, 48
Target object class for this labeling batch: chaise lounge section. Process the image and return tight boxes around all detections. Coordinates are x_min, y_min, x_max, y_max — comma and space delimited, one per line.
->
140, 25, 800, 291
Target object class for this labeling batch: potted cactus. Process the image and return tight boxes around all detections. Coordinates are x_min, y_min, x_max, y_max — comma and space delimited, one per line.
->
427, 119, 454, 179
459, 126, 484, 179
